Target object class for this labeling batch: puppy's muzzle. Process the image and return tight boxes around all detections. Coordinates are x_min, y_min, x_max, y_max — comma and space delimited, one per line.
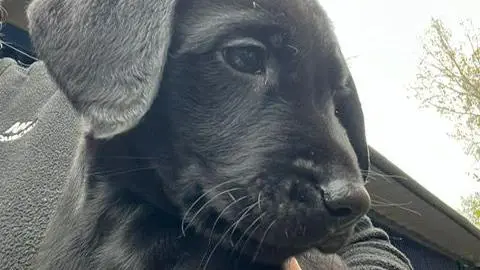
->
272, 169, 371, 250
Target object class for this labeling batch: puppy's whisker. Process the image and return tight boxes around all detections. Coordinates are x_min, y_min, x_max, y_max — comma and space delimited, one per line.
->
89, 165, 161, 177
371, 199, 420, 215
286, 44, 299, 56
201, 220, 239, 270
257, 192, 262, 212
229, 201, 261, 245
276, 95, 291, 107
361, 170, 410, 181
95, 155, 164, 160
88, 168, 124, 176
251, 1, 269, 13
89, 165, 156, 175
252, 219, 277, 263
233, 212, 266, 253
378, 204, 422, 217
370, 195, 422, 216
228, 192, 237, 202
371, 199, 413, 208
184, 188, 242, 234
208, 195, 249, 247
181, 178, 240, 236
238, 216, 265, 259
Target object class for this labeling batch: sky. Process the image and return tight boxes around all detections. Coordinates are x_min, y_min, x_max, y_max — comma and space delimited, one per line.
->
320, 0, 480, 210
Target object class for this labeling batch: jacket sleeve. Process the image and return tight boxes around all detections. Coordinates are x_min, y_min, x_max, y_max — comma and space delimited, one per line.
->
336, 215, 413, 270
0, 58, 81, 269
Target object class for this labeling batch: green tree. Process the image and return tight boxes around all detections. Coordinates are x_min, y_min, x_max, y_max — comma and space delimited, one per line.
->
410, 18, 480, 181
460, 192, 480, 227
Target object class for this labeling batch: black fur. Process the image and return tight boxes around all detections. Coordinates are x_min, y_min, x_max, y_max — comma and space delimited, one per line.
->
28, 0, 371, 269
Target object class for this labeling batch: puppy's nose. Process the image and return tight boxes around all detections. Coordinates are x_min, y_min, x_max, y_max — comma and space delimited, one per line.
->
321, 180, 370, 224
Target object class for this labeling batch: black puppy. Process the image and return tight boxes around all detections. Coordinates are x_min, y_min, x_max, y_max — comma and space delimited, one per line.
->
28, 0, 371, 269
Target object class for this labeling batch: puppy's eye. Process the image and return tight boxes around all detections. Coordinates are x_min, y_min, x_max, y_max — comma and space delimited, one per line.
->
222, 45, 266, 75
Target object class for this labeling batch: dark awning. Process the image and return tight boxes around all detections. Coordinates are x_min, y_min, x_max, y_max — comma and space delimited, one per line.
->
367, 147, 480, 267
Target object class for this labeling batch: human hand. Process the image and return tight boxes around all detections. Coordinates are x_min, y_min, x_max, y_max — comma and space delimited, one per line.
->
284, 251, 348, 270
283, 257, 302, 270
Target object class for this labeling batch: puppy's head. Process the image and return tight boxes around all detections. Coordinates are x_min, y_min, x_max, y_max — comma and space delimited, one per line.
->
28, 0, 370, 264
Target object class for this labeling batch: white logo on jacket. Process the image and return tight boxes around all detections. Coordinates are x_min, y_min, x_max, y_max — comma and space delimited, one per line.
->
0, 120, 37, 142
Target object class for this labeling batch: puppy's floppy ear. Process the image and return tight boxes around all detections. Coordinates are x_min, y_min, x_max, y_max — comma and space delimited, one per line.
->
333, 51, 370, 180
27, 0, 177, 138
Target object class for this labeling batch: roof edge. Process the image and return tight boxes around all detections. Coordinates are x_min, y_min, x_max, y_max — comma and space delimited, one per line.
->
369, 210, 475, 267
368, 146, 480, 241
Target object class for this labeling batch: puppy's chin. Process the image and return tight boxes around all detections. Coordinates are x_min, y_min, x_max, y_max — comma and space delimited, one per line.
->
197, 204, 356, 265
228, 224, 355, 265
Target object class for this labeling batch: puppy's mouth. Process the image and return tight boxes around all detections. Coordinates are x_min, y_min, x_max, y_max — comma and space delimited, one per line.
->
216, 217, 355, 265
197, 192, 359, 265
